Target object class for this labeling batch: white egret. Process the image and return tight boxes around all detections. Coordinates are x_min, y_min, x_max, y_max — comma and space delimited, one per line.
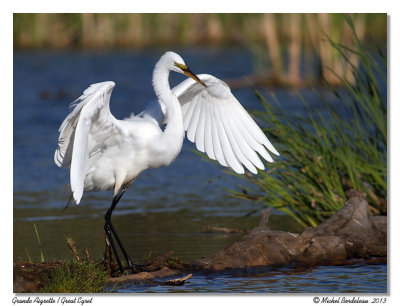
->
54, 51, 279, 273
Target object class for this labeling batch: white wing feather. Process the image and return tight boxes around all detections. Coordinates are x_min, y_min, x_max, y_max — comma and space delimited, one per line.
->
187, 96, 201, 142
172, 74, 279, 174
209, 101, 227, 167
54, 81, 117, 203
203, 101, 215, 159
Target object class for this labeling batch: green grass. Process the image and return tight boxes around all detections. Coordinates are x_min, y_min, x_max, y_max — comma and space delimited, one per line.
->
39, 261, 107, 293
23, 223, 45, 263
227, 16, 387, 228
33, 223, 45, 262
22, 225, 108, 293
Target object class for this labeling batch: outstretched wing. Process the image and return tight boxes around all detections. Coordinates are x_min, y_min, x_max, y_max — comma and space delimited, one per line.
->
54, 81, 118, 203
172, 74, 279, 174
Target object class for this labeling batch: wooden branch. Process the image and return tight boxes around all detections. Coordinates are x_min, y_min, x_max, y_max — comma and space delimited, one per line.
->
163, 274, 192, 286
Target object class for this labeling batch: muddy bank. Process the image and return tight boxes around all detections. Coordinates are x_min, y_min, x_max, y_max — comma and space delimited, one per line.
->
14, 190, 386, 292
13, 262, 64, 293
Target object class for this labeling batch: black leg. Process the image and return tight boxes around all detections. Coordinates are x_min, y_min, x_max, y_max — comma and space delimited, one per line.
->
104, 221, 124, 273
104, 187, 136, 274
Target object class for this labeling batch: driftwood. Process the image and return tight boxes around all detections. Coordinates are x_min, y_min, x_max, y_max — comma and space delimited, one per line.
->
14, 189, 386, 292
107, 265, 192, 287
193, 190, 386, 271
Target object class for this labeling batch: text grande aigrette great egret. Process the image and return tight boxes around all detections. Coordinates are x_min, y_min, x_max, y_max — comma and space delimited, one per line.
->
54, 51, 279, 273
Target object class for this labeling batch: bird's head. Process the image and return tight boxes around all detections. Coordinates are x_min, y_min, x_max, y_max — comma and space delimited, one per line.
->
163, 51, 207, 88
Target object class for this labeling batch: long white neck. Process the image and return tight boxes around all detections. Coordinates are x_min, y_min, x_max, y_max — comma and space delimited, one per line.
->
151, 60, 185, 165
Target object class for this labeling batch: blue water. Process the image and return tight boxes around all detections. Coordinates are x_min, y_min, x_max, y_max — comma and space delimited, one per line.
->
13, 47, 387, 293
13, 48, 334, 211
112, 264, 387, 293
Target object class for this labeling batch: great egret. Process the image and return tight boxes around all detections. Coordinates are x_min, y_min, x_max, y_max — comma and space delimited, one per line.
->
54, 51, 279, 273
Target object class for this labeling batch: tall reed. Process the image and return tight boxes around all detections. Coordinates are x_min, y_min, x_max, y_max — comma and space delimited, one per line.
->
227, 16, 387, 227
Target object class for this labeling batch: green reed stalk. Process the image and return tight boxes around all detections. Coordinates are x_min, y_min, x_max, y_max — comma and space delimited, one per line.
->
33, 223, 45, 262
227, 16, 386, 227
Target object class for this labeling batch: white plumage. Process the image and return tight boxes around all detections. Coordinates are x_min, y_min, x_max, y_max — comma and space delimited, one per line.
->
55, 52, 279, 205
54, 51, 279, 272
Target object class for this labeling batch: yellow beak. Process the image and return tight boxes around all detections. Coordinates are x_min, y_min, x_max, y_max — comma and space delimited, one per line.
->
183, 69, 207, 88
174, 62, 207, 87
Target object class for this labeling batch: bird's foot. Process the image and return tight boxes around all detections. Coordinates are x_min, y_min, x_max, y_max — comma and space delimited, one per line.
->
125, 261, 150, 274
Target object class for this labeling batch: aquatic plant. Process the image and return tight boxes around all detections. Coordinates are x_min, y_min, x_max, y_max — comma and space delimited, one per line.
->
227, 16, 387, 227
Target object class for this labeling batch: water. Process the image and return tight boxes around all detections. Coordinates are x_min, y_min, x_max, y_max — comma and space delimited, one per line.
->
13, 47, 387, 293
111, 264, 387, 293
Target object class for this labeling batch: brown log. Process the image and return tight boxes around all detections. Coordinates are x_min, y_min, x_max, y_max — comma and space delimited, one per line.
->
192, 190, 386, 271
